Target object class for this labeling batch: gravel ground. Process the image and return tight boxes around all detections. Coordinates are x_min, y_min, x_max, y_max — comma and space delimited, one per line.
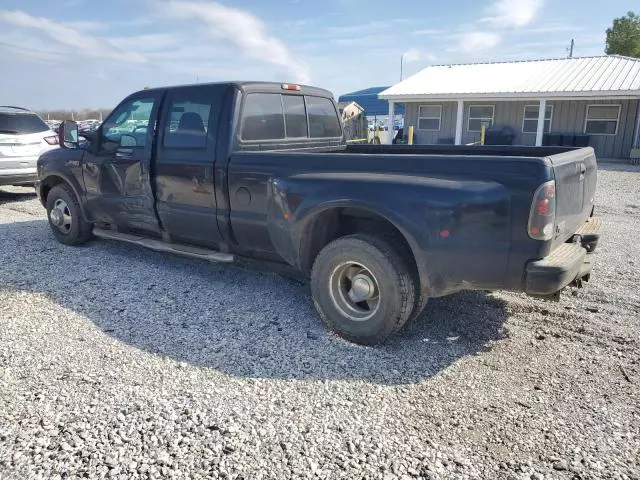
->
0, 163, 639, 480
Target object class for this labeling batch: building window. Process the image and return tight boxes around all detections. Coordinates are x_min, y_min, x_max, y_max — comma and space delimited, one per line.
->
584, 105, 620, 135
468, 105, 495, 132
417, 105, 441, 131
523, 105, 553, 133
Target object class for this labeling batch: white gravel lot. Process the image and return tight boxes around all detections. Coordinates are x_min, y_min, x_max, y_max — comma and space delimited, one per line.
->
0, 163, 639, 480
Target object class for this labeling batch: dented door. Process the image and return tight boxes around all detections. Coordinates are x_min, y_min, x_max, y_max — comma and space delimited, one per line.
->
83, 91, 163, 233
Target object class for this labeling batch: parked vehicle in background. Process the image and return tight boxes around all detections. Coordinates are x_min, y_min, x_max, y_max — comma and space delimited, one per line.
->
78, 119, 101, 135
36, 82, 600, 345
45, 120, 62, 132
0, 106, 59, 186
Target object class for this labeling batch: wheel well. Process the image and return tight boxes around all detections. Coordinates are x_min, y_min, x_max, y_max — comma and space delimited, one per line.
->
40, 176, 67, 206
300, 207, 419, 278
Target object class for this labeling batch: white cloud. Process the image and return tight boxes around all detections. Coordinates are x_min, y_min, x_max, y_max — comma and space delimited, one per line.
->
402, 48, 422, 63
456, 32, 502, 53
412, 28, 446, 36
0, 40, 64, 63
523, 22, 581, 35
164, 0, 310, 84
0, 10, 147, 64
480, 0, 544, 28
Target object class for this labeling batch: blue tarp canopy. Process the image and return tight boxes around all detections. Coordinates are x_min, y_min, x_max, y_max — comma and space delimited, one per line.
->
338, 87, 404, 117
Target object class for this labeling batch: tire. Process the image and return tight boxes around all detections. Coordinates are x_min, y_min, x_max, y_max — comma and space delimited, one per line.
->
311, 234, 416, 345
406, 293, 430, 325
45, 184, 93, 245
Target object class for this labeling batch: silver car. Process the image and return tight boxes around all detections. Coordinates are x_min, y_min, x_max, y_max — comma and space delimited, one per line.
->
0, 106, 59, 187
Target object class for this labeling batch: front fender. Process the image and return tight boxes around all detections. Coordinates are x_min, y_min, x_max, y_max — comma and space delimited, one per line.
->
266, 172, 511, 297
37, 148, 88, 220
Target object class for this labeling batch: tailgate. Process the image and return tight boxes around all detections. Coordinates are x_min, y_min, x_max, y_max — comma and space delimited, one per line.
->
549, 147, 597, 247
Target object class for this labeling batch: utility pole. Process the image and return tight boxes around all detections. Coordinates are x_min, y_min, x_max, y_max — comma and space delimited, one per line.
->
568, 38, 574, 58
400, 54, 404, 81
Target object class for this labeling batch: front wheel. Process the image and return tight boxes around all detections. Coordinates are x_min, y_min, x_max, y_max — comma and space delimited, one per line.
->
311, 234, 417, 345
45, 184, 93, 245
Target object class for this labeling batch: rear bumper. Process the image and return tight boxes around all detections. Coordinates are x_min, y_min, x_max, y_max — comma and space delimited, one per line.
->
525, 217, 600, 295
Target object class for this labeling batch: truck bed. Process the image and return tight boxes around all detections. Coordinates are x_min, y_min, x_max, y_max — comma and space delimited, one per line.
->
228, 144, 596, 295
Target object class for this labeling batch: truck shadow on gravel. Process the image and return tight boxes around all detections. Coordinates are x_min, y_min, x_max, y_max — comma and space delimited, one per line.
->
1, 220, 508, 385
0, 186, 37, 204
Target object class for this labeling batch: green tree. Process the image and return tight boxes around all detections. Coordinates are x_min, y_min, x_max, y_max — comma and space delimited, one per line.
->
605, 11, 640, 58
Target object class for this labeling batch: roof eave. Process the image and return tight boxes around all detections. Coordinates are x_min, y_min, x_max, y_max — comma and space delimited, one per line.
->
379, 90, 640, 102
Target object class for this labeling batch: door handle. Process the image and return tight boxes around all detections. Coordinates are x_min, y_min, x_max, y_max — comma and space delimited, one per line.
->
116, 148, 134, 158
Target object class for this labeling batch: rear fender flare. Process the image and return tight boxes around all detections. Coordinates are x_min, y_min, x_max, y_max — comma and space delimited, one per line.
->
265, 181, 430, 292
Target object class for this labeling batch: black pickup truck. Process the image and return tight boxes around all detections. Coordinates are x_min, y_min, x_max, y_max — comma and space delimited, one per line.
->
36, 81, 600, 344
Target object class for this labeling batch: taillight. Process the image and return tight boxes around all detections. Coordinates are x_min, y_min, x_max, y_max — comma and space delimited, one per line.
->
281, 83, 301, 91
43, 135, 59, 145
528, 180, 556, 241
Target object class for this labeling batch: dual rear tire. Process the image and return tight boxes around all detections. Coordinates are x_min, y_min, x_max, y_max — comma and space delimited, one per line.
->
311, 234, 422, 345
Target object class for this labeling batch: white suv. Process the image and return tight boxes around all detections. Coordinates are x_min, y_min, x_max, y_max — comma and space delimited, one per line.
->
0, 106, 59, 187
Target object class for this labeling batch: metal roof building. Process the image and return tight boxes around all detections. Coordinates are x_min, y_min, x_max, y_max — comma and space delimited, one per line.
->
377, 55, 640, 159
338, 87, 404, 117
379, 56, 640, 100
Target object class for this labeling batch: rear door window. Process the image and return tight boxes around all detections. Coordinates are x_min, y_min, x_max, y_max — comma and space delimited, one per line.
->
0, 113, 49, 134
240, 93, 285, 141
305, 96, 342, 138
163, 95, 212, 149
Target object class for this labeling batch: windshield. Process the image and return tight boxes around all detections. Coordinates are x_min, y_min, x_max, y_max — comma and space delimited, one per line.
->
0, 113, 49, 134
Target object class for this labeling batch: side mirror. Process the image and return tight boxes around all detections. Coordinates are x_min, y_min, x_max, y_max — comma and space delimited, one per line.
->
58, 120, 79, 149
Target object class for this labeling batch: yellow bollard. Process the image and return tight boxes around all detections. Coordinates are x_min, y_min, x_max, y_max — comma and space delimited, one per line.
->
408, 126, 414, 145
480, 124, 486, 146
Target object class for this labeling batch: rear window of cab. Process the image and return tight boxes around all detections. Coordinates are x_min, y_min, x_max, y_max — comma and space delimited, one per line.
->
240, 93, 342, 141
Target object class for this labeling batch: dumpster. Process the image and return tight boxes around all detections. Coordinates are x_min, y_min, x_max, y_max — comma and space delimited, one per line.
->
573, 134, 590, 147
544, 133, 563, 146
484, 124, 517, 145
561, 133, 576, 146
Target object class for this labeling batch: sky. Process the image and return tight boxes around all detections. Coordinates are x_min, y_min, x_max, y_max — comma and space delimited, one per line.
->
0, 0, 637, 110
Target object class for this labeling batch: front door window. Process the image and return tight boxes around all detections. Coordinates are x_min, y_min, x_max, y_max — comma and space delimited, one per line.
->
101, 97, 156, 149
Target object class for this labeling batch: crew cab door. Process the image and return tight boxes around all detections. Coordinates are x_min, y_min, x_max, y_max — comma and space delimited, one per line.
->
153, 84, 226, 248
82, 90, 162, 233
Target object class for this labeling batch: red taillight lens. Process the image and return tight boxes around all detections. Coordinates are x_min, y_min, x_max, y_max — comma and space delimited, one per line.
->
528, 180, 556, 241
43, 135, 59, 145
281, 83, 301, 91
537, 198, 550, 216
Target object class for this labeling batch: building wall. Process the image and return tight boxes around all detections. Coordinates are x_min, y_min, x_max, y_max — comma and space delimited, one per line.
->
404, 98, 639, 158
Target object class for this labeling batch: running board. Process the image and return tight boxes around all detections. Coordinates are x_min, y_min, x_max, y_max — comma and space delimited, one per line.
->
92, 228, 234, 263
